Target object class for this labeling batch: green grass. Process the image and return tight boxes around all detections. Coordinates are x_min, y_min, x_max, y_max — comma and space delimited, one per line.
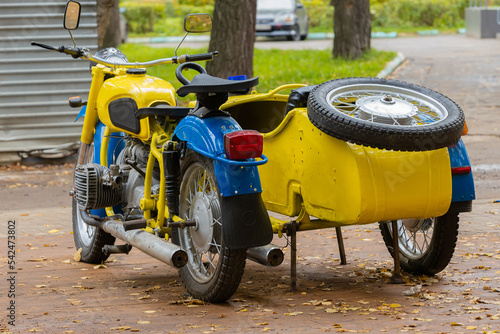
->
119, 43, 396, 103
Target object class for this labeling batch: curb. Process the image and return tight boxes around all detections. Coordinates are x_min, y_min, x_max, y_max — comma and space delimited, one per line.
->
128, 29, 466, 45
129, 31, 399, 44
377, 52, 405, 78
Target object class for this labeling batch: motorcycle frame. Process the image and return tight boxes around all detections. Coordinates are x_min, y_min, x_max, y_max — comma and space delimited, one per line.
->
76, 64, 272, 246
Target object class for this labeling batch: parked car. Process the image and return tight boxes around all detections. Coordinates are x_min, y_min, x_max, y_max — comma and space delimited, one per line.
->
256, 0, 308, 41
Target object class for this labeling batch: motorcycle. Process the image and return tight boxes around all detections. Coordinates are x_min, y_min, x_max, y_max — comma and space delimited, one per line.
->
32, 0, 474, 303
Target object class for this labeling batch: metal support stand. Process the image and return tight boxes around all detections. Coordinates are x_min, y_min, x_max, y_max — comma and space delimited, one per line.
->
390, 220, 404, 284
290, 220, 297, 291
335, 226, 347, 265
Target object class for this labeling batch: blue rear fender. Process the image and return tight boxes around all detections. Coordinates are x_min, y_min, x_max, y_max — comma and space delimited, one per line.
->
173, 115, 264, 197
173, 115, 273, 249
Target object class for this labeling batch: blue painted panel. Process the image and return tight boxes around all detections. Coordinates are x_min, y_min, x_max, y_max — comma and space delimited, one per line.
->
447, 139, 476, 202
173, 115, 264, 197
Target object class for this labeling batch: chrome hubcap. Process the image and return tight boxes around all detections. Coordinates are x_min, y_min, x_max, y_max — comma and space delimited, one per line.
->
326, 84, 449, 126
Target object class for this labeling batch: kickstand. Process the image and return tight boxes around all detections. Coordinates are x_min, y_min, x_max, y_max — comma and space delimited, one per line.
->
290, 220, 297, 291
390, 220, 404, 284
335, 226, 347, 265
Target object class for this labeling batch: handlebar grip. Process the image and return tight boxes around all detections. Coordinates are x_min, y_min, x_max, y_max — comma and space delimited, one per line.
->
178, 51, 219, 63
31, 41, 58, 51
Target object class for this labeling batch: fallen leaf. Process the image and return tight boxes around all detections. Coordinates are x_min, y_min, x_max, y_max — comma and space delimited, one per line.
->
93, 264, 107, 269
284, 312, 303, 316
48, 229, 60, 233
73, 248, 82, 262
137, 320, 150, 325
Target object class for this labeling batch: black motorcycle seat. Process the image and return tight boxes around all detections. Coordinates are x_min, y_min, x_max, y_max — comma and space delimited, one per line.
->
136, 106, 192, 119
176, 74, 259, 97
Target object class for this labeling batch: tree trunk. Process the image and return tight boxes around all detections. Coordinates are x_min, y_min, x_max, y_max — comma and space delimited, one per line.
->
331, 0, 371, 59
206, 0, 256, 79
97, 0, 121, 49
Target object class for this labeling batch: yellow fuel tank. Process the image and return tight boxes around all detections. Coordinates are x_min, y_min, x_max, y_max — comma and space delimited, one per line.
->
96, 72, 177, 141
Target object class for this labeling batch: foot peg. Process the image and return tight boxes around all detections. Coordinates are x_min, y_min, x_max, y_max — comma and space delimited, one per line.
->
123, 218, 147, 231
102, 244, 132, 256
167, 219, 196, 228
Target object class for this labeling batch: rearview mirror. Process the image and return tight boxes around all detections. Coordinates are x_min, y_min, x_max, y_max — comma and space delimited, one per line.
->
64, 0, 81, 30
184, 14, 212, 33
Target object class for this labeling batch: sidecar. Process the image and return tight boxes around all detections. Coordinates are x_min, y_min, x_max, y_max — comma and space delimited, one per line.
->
221, 78, 474, 277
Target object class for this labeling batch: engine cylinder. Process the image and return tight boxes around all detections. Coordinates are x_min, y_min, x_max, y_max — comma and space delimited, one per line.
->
74, 163, 122, 210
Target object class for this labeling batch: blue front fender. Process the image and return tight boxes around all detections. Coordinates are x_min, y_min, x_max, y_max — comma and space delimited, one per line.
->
173, 115, 264, 197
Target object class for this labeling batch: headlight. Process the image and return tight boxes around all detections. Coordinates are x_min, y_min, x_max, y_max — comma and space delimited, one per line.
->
274, 13, 295, 24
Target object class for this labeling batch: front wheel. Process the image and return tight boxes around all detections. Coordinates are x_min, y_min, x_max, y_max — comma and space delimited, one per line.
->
172, 152, 246, 302
379, 212, 459, 275
72, 143, 115, 263
307, 78, 465, 151
287, 24, 301, 41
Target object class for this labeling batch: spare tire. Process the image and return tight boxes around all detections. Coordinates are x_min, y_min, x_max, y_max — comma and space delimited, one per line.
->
307, 77, 465, 151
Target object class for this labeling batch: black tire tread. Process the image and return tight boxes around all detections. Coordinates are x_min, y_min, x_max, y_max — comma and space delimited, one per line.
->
379, 212, 459, 275
72, 197, 115, 264
173, 152, 247, 303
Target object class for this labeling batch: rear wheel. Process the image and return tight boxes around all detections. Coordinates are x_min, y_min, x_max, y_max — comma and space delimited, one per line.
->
72, 144, 115, 264
379, 212, 459, 275
173, 152, 246, 302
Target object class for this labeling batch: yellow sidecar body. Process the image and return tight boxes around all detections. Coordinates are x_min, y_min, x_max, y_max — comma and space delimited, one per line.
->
222, 88, 452, 226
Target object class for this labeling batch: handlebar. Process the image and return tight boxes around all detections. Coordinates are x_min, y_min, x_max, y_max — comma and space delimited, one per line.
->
31, 42, 83, 59
176, 51, 219, 63
31, 41, 218, 68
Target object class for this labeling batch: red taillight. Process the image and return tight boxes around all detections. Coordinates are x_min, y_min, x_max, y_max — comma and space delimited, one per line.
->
452, 166, 471, 175
224, 130, 263, 160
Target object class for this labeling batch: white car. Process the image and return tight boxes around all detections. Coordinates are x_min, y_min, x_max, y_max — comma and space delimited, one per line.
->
256, 0, 309, 41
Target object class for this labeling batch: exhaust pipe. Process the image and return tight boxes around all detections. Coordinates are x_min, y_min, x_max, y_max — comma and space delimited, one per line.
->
247, 243, 284, 267
101, 220, 188, 268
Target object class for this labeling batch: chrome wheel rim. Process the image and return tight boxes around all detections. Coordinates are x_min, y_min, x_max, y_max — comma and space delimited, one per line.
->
326, 84, 448, 126
75, 143, 97, 247
76, 207, 96, 247
179, 163, 222, 284
389, 218, 435, 260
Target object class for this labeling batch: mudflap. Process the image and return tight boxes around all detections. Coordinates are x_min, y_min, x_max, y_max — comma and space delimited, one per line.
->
221, 192, 273, 249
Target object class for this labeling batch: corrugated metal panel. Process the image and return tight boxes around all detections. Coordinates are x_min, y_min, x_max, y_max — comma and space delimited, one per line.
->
0, 0, 97, 154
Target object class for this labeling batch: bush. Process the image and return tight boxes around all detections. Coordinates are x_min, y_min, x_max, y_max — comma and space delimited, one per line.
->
370, 0, 469, 29
122, 2, 166, 34
303, 0, 333, 32
122, 0, 475, 37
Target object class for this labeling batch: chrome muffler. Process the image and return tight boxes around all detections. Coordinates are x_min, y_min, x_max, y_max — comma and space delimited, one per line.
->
247, 243, 284, 267
101, 220, 188, 268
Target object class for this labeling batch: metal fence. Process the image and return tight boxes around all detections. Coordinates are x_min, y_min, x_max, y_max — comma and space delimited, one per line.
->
469, 0, 489, 7
0, 0, 97, 158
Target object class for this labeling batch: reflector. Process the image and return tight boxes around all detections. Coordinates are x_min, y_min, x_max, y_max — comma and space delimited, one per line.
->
224, 130, 263, 160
